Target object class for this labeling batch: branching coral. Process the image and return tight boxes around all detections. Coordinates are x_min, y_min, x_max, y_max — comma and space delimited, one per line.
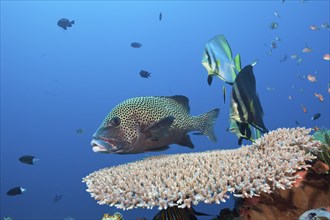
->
83, 127, 321, 210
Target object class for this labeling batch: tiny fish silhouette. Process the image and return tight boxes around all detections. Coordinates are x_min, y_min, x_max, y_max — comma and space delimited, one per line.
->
19, 155, 38, 165
7, 187, 26, 196
139, 70, 151, 78
57, 18, 74, 30
311, 113, 321, 121
130, 42, 142, 48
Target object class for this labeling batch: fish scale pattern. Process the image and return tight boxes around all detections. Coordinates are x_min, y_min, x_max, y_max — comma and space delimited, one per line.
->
100, 96, 195, 143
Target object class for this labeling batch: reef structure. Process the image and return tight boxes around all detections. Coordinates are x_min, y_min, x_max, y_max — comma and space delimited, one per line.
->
83, 127, 321, 210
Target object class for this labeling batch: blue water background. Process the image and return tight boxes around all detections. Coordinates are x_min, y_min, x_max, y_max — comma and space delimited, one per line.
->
1, 1, 329, 219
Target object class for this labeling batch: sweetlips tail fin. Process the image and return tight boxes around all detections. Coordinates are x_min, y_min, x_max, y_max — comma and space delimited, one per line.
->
195, 108, 220, 142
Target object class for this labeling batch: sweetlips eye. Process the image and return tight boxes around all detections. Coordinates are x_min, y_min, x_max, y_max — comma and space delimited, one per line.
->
110, 116, 121, 126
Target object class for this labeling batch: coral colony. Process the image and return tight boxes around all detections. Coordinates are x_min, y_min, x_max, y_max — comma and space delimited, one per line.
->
83, 127, 321, 210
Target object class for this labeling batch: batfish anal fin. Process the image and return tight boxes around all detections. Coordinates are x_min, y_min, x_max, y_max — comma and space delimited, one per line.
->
207, 75, 213, 85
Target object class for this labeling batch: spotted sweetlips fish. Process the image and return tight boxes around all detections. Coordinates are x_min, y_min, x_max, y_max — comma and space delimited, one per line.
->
92, 95, 220, 154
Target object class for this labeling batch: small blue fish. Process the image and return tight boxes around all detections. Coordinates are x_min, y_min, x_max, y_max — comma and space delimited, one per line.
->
7, 187, 26, 196
269, 22, 278, 30
19, 155, 39, 165
57, 18, 74, 30
311, 113, 321, 121
53, 194, 62, 203
139, 70, 151, 78
131, 42, 142, 48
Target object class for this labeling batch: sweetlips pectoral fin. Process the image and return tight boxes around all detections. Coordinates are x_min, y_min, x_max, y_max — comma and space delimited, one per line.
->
177, 134, 194, 149
143, 116, 175, 140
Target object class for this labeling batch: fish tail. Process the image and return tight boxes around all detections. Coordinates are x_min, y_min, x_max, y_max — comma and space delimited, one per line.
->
194, 108, 220, 142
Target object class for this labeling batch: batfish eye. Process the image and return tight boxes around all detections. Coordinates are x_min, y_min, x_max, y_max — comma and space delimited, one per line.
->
110, 117, 121, 126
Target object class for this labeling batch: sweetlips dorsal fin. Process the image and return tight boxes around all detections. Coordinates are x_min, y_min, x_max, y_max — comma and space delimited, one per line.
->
167, 95, 190, 113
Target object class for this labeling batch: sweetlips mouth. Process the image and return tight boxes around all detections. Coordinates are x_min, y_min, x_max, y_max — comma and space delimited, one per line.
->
91, 137, 117, 153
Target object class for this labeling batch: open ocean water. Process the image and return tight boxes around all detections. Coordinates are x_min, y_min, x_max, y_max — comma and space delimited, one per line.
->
1, 1, 329, 220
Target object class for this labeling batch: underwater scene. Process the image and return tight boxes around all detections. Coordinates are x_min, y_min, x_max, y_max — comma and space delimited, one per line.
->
1, 1, 329, 220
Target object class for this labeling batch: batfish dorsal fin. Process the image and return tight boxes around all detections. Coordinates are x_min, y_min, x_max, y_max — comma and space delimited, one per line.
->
167, 95, 190, 113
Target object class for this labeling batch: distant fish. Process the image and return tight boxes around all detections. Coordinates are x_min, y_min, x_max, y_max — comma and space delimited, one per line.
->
130, 42, 142, 48
323, 53, 330, 61
295, 120, 300, 126
274, 11, 281, 18
268, 49, 272, 56
291, 54, 298, 59
76, 128, 84, 134
301, 104, 307, 113
275, 36, 281, 41
311, 113, 321, 121
280, 54, 287, 62
321, 22, 330, 29
302, 47, 312, 53
269, 22, 278, 30
310, 25, 319, 31
296, 57, 303, 65
266, 87, 275, 92
53, 194, 62, 203
159, 12, 162, 21
57, 18, 74, 30
307, 74, 317, 82
271, 41, 277, 49
19, 155, 38, 165
139, 70, 151, 78
314, 93, 324, 102
7, 187, 26, 196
